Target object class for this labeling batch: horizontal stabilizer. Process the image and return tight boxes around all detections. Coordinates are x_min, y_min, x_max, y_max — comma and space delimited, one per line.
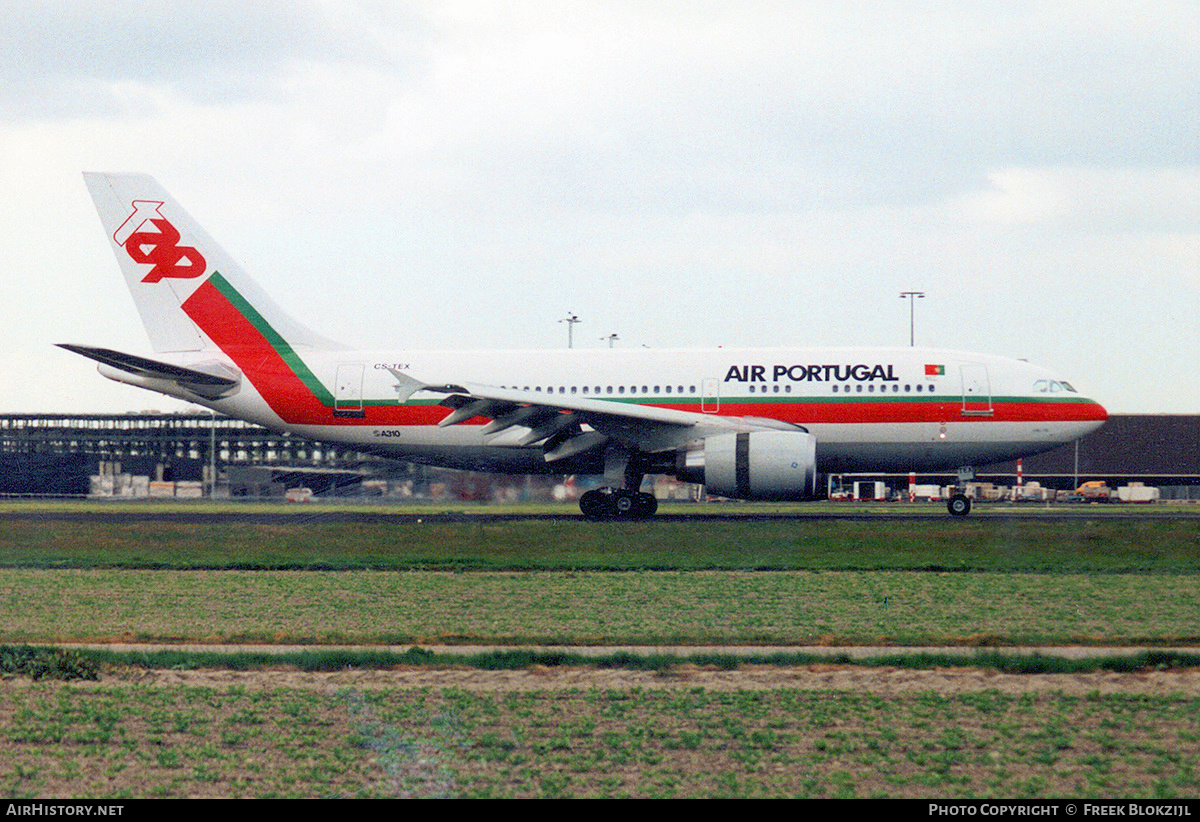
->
384, 367, 469, 404
58, 344, 241, 399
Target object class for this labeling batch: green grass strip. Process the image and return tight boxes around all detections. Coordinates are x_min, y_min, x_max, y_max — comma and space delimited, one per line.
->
3, 518, 1200, 573
49, 645, 1200, 677
0, 645, 99, 681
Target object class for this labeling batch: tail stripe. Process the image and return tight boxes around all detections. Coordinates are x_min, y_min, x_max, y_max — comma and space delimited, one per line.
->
204, 272, 333, 404
182, 272, 332, 419
182, 270, 452, 427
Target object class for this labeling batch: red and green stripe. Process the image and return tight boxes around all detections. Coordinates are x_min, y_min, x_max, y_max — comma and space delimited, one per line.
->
181, 272, 1106, 429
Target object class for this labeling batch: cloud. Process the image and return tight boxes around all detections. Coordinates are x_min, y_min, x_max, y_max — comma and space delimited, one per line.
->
945, 167, 1200, 232
0, 0, 426, 119
0, 1, 1196, 413
7, 1, 1196, 207
340, 1, 1199, 214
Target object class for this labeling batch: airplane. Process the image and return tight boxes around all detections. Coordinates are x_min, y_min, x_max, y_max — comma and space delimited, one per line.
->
63, 172, 1108, 519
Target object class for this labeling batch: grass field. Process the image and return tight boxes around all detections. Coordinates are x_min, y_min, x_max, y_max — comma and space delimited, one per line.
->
2, 511, 1198, 646
3, 568, 1200, 646
3, 513, 1199, 572
3, 682, 1198, 798
3, 504, 1199, 798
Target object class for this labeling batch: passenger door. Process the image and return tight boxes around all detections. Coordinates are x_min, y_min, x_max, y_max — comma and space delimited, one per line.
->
334, 363, 366, 418
960, 364, 993, 416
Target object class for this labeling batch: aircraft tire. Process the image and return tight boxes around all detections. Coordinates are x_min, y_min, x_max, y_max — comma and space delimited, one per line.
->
613, 491, 636, 516
634, 492, 658, 518
579, 489, 611, 521
947, 494, 972, 516
614, 490, 658, 520
579, 489, 659, 520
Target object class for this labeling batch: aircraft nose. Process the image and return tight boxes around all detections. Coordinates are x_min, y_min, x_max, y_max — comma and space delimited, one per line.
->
1080, 397, 1108, 435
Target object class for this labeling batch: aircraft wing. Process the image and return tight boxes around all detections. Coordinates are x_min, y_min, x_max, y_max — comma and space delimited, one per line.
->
59, 344, 242, 400
388, 368, 804, 461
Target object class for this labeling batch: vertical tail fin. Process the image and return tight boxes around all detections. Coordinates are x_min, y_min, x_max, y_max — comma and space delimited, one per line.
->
84, 173, 339, 353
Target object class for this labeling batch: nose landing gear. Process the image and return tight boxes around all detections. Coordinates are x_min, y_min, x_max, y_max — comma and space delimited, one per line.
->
947, 466, 975, 516
947, 493, 972, 516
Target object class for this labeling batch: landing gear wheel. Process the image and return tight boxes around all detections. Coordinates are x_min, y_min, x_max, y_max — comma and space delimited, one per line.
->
634, 492, 658, 518
613, 489, 657, 520
613, 491, 636, 516
578, 488, 659, 520
579, 489, 611, 521
947, 494, 972, 517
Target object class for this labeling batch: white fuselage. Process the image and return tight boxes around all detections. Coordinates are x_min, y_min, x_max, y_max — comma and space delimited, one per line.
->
131, 344, 1107, 476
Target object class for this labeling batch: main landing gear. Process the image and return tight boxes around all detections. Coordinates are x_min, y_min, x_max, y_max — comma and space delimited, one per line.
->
579, 446, 661, 520
579, 487, 659, 521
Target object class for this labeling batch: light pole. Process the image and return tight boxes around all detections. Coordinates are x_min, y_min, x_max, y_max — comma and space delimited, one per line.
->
559, 313, 580, 348
601, 333, 619, 348
899, 291, 925, 347
208, 409, 217, 498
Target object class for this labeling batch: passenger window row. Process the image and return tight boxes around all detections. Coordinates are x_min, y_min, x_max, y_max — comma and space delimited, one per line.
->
497, 383, 939, 397
826, 384, 937, 394
502, 385, 698, 396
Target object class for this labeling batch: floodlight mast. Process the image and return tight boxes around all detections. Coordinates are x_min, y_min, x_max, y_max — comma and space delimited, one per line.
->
899, 291, 925, 347
559, 313, 581, 348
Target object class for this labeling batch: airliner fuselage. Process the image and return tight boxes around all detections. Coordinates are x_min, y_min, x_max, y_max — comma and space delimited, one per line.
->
113, 342, 1105, 476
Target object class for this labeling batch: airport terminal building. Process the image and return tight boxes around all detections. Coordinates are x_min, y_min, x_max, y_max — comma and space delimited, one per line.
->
1, 412, 1197, 501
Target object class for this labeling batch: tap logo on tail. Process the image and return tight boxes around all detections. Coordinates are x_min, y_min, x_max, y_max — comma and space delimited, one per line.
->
113, 200, 207, 283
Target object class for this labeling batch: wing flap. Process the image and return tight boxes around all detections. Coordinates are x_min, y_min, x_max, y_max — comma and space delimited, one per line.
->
384, 367, 807, 463
438, 398, 500, 427
386, 373, 806, 460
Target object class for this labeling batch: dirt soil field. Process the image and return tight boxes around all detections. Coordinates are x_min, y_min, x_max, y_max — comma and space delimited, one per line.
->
79, 664, 1200, 696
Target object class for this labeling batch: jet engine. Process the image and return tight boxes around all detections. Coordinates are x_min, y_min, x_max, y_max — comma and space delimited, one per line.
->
674, 431, 818, 500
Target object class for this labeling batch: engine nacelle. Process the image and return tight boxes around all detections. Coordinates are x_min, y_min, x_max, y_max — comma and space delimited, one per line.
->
676, 431, 818, 501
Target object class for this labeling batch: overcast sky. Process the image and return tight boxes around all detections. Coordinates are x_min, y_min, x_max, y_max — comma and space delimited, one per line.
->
1, 0, 1196, 415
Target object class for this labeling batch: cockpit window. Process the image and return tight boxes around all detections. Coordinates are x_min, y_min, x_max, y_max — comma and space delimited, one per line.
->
1034, 379, 1078, 394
